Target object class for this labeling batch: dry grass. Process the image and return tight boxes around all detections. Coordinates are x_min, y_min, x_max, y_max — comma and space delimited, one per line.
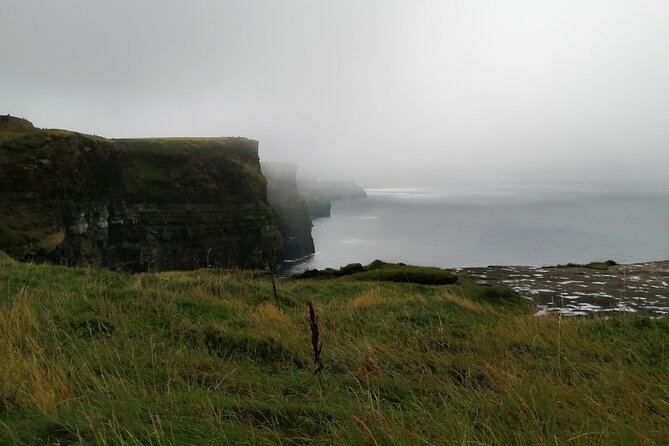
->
37, 231, 65, 251
249, 302, 292, 326
348, 289, 385, 311
438, 289, 490, 314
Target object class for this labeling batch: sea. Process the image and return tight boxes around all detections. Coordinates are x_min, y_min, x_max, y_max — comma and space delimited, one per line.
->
282, 185, 669, 274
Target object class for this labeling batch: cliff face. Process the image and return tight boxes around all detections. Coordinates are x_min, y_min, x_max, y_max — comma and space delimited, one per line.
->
0, 116, 283, 271
296, 176, 331, 219
314, 180, 367, 201
260, 162, 315, 260
297, 177, 367, 219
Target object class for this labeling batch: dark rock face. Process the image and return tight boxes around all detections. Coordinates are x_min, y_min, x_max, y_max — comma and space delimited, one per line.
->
0, 118, 283, 271
304, 197, 331, 219
261, 162, 315, 260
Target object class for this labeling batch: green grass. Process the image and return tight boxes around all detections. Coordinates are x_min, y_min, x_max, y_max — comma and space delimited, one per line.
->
0, 256, 667, 444
0, 117, 37, 142
296, 260, 458, 285
0, 207, 60, 257
0, 118, 78, 148
113, 137, 266, 201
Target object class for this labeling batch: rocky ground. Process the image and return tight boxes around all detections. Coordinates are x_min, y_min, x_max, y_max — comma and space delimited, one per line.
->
459, 261, 669, 316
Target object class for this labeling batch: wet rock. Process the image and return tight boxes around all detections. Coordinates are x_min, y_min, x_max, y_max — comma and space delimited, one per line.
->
460, 261, 669, 316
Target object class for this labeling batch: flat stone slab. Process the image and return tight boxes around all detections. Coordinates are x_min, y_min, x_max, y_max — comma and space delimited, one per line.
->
458, 261, 669, 317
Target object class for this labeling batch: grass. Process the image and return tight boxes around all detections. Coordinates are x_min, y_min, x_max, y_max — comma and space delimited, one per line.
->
0, 256, 667, 444
112, 137, 266, 202
553, 260, 618, 271
0, 117, 79, 148
1, 117, 267, 205
296, 260, 458, 285
0, 207, 60, 257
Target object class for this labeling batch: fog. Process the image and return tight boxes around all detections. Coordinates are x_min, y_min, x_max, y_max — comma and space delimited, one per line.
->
2, 0, 668, 188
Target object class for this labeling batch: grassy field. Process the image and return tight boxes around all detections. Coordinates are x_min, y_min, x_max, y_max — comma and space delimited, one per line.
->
0, 252, 667, 445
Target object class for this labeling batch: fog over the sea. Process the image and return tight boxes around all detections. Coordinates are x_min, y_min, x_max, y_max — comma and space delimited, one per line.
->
1, 1, 668, 188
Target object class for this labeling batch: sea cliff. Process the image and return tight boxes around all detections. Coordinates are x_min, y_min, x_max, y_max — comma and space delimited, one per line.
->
298, 176, 366, 218
261, 162, 315, 260
0, 115, 283, 271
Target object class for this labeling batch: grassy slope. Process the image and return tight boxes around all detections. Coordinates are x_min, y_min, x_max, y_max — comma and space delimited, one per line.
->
0, 257, 668, 445
0, 120, 85, 149
297, 261, 459, 285
113, 137, 265, 200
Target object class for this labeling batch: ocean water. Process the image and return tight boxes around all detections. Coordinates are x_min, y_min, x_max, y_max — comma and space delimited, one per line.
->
282, 185, 669, 274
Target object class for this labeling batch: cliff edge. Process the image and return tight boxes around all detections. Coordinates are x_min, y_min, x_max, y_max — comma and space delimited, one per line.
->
295, 176, 331, 218
0, 115, 283, 271
297, 176, 366, 219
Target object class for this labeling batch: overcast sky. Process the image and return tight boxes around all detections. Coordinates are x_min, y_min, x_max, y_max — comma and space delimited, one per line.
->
1, 1, 668, 187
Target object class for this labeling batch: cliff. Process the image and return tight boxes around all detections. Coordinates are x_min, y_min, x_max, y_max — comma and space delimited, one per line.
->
260, 162, 315, 260
0, 115, 283, 271
315, 180, 367, 200
297, 177, 366, 218
295, 176, 331, 218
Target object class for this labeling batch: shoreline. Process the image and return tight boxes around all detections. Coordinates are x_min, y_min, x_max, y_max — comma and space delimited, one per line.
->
283, 257, 669, 316
458, 260, 669, 317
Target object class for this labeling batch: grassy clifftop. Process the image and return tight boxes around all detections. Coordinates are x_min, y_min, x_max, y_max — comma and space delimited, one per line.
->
114, 137, 266, 202
0, 115, 95, 150
0, 257, 667, 444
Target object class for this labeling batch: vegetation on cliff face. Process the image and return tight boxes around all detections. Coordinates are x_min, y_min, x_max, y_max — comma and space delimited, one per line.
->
115, 137, 269, 202
0, 116, 283, 271
0, 255, 667, 445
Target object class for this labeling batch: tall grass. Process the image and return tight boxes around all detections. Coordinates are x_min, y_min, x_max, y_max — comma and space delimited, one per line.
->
0, 259, 667, 444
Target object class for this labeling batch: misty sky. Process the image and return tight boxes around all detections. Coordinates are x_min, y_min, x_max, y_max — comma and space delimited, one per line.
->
1, 1, 668, 187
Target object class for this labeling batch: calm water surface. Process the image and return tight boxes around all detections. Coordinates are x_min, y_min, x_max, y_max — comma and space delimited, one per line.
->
283, 186, 669, 274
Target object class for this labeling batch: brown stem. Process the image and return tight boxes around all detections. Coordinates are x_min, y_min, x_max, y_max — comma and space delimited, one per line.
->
271, 275, 278, 303
308, 302, 324, 375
